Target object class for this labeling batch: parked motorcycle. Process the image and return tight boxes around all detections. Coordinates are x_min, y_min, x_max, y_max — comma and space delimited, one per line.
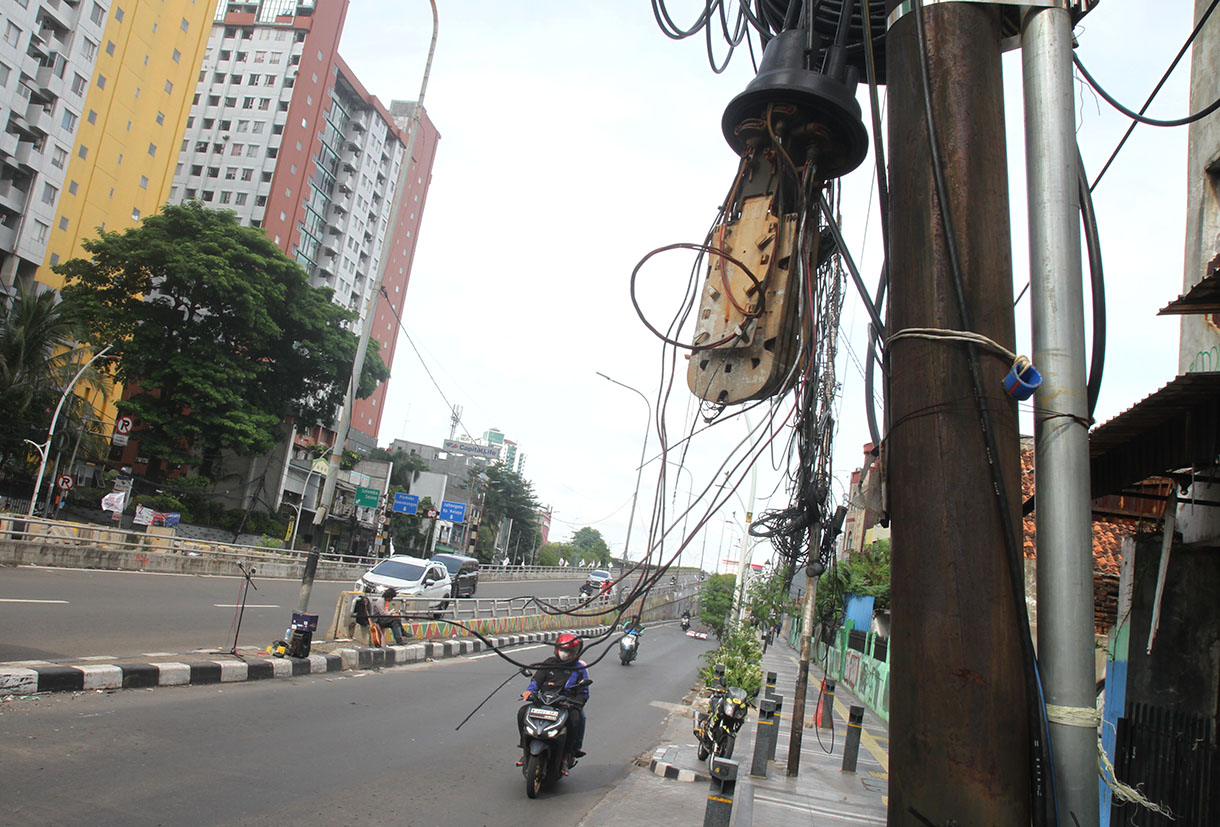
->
693, 672, 750, 761
519, 679, 590, 798
618, 631, 639, 665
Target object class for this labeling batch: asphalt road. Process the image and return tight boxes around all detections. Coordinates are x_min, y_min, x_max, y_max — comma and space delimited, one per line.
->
0, 623, 713, 826
0, 566, 587, 662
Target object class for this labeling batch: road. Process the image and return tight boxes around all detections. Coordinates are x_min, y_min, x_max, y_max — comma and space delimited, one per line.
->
0, 623, 712, 826
0, 566, 587, 662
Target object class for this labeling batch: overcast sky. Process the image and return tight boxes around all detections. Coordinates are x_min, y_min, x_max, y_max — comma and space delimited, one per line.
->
338, 1, 1196, 572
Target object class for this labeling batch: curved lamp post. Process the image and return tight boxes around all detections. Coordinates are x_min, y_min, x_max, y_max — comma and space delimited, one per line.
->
28, 344, 112, 517
596, 371, 650, 567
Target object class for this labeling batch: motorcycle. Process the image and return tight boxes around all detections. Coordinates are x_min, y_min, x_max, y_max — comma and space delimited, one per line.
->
519, 679, 590, 798
680, 615, 691, 632
618, 631, 639, 665
693, 675, 750, 761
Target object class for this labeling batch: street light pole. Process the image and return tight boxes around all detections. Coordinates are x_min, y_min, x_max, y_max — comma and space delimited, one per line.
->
595, 372, 651, 565
28, 344, 112, 517
299, 0, 438, 615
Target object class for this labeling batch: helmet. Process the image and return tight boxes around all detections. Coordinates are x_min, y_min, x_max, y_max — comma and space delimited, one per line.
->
555, 632, 582, 662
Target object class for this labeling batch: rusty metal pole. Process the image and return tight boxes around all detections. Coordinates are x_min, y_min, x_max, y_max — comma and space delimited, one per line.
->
785, 549, 819, 776
885, 1, 1031, 823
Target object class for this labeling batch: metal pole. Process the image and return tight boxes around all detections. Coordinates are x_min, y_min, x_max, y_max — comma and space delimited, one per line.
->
1023, 7, 1097, 824
29, 344, 112, 516
302, 0, 438, 613
886, 0, 1030, 821
596, 372, 651, 562
732, 461, 759, 624
786, 559, 819, 776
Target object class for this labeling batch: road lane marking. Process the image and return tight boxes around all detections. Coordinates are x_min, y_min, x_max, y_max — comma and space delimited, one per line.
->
0, 598, 69, 603
213, 604, 279, 608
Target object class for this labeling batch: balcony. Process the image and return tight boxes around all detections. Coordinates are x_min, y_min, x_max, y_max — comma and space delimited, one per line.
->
0, 131, 19, 158
13, 139, 42, 169
39, 1, 75, 34
0, 223, 16, 251
21, 104, 51, 137
0, 178, 30, 214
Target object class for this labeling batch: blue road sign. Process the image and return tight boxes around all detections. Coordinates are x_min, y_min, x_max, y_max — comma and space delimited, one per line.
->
439, 500, 466, 523
392, 492, 419, 515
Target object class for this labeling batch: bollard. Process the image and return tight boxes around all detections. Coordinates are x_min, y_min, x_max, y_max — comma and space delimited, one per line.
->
764, 670, 777, 699
750, 697, 778, 777
704, 756, 738, 827
841, 704, 865, 773
815, 679, 836, 729
768, 693, 784, 762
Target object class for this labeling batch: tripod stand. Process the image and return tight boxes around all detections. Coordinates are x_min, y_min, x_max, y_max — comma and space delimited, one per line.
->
227, 563, 258, 655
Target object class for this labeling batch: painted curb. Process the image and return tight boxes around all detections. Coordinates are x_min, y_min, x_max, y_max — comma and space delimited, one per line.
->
0, 629, 601, 698
649, 745, 711, 783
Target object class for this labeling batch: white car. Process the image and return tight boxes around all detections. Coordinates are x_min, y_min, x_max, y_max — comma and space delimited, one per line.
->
356, 555, 453, 611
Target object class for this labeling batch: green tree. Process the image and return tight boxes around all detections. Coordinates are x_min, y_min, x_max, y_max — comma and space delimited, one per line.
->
698, 573, 737, 640
570, 526, 611, 566
475, 462, 540, 561
0, 284, 109, 476
387, 495, 435, 556
55, 202, 387, 478
745, 565, 797, 631
535, 541, 577, 568
815, 538, 891, 631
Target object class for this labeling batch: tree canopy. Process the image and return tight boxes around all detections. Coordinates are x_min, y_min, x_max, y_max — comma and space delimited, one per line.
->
698, 573, 737, 640
570, 526, 611, 566
475, 461, 540, 562
55, 202, 386, 477
816, 538, 891, 631
0, 283, 110, 478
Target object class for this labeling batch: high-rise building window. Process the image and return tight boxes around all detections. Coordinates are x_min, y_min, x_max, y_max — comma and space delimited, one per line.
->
50, 146, 68, 169
148, 143, 157, 157
164, 80, 173, 94
71, 74, 88, 96
91, 3, 106, 25
96, 75, 107, 90
115, 7, 125, 23
0, 62, 9, 87
41, 183, 58, 205
139, 175, 149, 189
106, 41, 116, 56
61, 110, 78, 131
172, 49, 182, 64
156, 111, 165, 125
68, 180, 78, 195
33, 221, 48, 243
3, 22, 22, 48
78, 145, 88, 160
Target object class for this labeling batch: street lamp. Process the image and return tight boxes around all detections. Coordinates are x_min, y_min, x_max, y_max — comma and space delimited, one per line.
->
596, 371, 651, 565
28, 344, 112, 517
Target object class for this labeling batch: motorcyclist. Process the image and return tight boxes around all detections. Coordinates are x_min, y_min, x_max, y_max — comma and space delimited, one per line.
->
624, 615, 644, 635
517, 632, 589, 766
681, 609, 691, 629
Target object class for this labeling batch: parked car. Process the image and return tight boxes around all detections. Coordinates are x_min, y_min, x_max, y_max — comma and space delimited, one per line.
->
580, 569, 613, 596
356, 555, 452, 611
431, 552, 480, 598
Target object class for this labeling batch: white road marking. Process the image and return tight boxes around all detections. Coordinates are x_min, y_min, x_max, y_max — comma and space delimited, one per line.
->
0, 598, 68, 603
78, 655, 119, 661
469, 643, 549, 660
141, 652, 178, 657
212, 604, 279, 608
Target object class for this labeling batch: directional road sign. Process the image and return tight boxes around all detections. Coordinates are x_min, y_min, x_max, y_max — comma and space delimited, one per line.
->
439, 500, 467, 523
391, 492, 419, 515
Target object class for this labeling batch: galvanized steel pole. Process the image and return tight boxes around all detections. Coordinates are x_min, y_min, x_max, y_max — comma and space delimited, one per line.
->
1023, 7, 1099, 824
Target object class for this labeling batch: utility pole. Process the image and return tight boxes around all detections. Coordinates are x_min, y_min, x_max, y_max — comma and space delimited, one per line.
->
1023, 6, 1098, 824
886, 1, 1030, 822
786, 529, 821, 776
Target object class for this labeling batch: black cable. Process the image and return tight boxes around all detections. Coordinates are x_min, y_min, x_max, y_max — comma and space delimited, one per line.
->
1077, 146, 1105, 419
1073, 52, 1220, 128
910, 1, 1052, 823
1088, 0, 1220, 190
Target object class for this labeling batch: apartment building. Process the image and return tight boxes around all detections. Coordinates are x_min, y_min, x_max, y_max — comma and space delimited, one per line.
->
170, 0, 438, 452
1, 0, 214, 293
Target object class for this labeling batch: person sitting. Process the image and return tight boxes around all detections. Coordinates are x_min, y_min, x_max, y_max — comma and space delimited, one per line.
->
623, 615, 645, 635
370, 587, 406, 645
517, 632, 590, 767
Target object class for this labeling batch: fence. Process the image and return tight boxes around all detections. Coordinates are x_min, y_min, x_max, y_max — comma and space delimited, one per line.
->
814, 619, 891, 723
1110, 702, 1219, 824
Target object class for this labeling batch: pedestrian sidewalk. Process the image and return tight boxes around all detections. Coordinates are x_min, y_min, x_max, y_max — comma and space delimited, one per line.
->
582, 636, 889, 826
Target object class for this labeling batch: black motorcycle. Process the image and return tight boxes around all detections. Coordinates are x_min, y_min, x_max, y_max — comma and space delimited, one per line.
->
693, 681, 749, 761
519, 679, 590, 798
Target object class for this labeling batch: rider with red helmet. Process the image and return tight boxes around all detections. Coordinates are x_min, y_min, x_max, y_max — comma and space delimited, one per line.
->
518, 632, 590, 764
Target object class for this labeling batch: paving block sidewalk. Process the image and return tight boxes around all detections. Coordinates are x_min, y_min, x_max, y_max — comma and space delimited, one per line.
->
581, 637, 889, 826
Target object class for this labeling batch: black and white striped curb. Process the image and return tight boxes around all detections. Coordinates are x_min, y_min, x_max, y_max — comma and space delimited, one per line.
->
649, 744, 711, 782
0, 630, 580, 697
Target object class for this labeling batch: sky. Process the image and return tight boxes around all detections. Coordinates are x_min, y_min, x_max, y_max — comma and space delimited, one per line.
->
337, 1, 1197, 573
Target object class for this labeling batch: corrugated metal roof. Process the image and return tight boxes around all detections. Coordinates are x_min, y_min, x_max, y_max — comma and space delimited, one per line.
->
1089, 372, 1220, 498
1158, 255, 1220, 315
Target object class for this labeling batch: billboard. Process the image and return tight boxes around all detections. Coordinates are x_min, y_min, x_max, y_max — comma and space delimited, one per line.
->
442, 439, 501, 459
